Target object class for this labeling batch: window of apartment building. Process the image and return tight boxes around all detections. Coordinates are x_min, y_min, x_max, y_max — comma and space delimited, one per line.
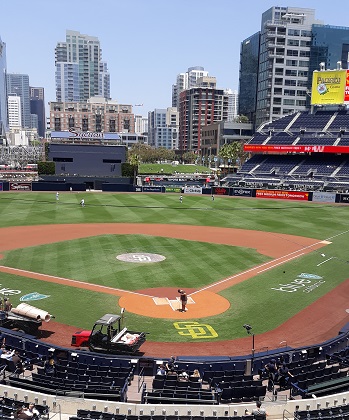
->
285, 79, 297, 86
82, 118, 88, 131
275, 78, 283, 85
283, 99, 295, 105
296, 100, 306, 106
300, 40, 311, 47
283, 109, 294, 115
68, 116, 74, 128
287, 49, 299, 56
273, 98, 282, 104
109, 119, 116, 132
301, 30, 312, 37
272, 107, 281, 114
288, 29, 300, 36
275, 58, 284, 64
284, 89, 296, 96
299, 50, 310, 57
275, 68, 284, 75
274, 87, 283, 95
286, 59, 298, 66
297, 80, 308, 87
298, 60, 308, 67
287, 39, 299, 46
54, 119, 61, 131
285, 69, 297, 76
298, 70, 308, 77
297, 90, 306, 96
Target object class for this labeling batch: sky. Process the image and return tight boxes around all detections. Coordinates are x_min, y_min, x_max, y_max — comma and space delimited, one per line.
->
1, 0, 349, 118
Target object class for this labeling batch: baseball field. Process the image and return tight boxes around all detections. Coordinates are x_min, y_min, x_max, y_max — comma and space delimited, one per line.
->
0, 191, 348, 357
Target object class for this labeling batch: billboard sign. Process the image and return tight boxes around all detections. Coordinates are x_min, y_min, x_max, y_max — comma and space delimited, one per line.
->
213, 187, 229, 196
184, 186, 202, 194
312, 191, 336, 203
9, 182, 32, 191
142, 186, 163, 193
231, 188, 253, 197
339, 194, 349, 204
244, 144, 349, 153
311, 70, 349, 105
256, 189, 309, 201
51, 130, 121, 140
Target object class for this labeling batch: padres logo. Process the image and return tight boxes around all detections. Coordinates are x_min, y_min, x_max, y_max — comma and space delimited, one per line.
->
173, 321, 218, 339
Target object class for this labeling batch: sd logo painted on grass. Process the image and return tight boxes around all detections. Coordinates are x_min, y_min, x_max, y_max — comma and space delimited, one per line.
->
20, 292, 51, 301
173, 321, 218, 339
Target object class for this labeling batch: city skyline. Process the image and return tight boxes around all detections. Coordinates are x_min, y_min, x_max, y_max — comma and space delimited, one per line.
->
1, 0, 348, 118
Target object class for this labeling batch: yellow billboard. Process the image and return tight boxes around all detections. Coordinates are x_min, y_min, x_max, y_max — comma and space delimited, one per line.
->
311, 70, 349, 105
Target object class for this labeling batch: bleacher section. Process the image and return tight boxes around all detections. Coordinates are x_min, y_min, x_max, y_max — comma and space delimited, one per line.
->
228, 109, 349, 191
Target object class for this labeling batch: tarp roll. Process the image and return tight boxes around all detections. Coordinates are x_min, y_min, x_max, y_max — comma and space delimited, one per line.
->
10, 303, 51, 322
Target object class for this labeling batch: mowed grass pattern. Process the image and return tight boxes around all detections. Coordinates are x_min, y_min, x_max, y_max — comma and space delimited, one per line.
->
1, 235, 269, 290
0, 192, 348, 342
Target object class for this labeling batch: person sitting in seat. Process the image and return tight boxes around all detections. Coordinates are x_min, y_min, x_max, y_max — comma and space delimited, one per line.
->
156, 364, 166, 375
44, 357, 56, 375
190, 368, 202, 381
245, 401, 267, 419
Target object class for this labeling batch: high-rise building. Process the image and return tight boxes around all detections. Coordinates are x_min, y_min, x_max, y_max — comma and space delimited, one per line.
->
30, 86, 46, 137
55, 30, 110, 102
178, 86, 228, 151
7, 95, 22, 128
134, 115, 148, 135
225, 89, 239, 121
172, 66, 209, 108
148, 108, 179, 149
0, 36, 8, 136
238, 32, 260, 123
7, 73, 31, 129
239, 7, 329, 127
308, 24, 349, 81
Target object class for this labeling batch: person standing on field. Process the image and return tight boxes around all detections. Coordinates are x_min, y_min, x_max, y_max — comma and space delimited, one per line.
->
178, 289, 187, 312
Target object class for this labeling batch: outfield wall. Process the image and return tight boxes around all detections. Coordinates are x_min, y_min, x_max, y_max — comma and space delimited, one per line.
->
1, 181, 348, 203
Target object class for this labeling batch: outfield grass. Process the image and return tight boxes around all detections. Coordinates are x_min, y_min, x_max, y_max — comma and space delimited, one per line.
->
0, 192, 348, 342
139, 163, 211, 174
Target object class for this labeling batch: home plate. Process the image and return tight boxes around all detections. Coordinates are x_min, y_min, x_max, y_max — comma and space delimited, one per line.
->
153, 297, 170, 305
153, 296, 195, 311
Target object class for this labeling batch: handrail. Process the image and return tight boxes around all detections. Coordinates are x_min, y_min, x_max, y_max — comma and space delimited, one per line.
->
137, 366, 145, 393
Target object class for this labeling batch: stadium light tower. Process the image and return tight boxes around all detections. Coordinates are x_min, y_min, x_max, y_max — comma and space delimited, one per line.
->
243, 324, 255, 366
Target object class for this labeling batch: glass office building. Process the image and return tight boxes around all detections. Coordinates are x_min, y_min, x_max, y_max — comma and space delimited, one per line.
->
0, 36, 8, 136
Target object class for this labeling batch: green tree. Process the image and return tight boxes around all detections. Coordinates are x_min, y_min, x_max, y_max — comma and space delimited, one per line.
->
182, 151, 197, 164
128, 154, 140, 185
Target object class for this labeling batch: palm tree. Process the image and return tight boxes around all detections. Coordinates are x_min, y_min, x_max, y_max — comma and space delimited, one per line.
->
128, 153, 140, 185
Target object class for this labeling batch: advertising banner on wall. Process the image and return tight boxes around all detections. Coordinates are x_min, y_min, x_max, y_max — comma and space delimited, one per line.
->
312, 191, 336, 203
165, 187, 182, 193
231, 188, 253, 197
213, 187, 229, 196
244, 144, 349, 153
256, 189, 309, 201
339, 194, 349, 204
0, 183, 2, 191
311, 69, 349, 105
51, 130, 121, 141
184, 186, 202, 194
9, 182, 32, 191
142, 186, 163, 193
